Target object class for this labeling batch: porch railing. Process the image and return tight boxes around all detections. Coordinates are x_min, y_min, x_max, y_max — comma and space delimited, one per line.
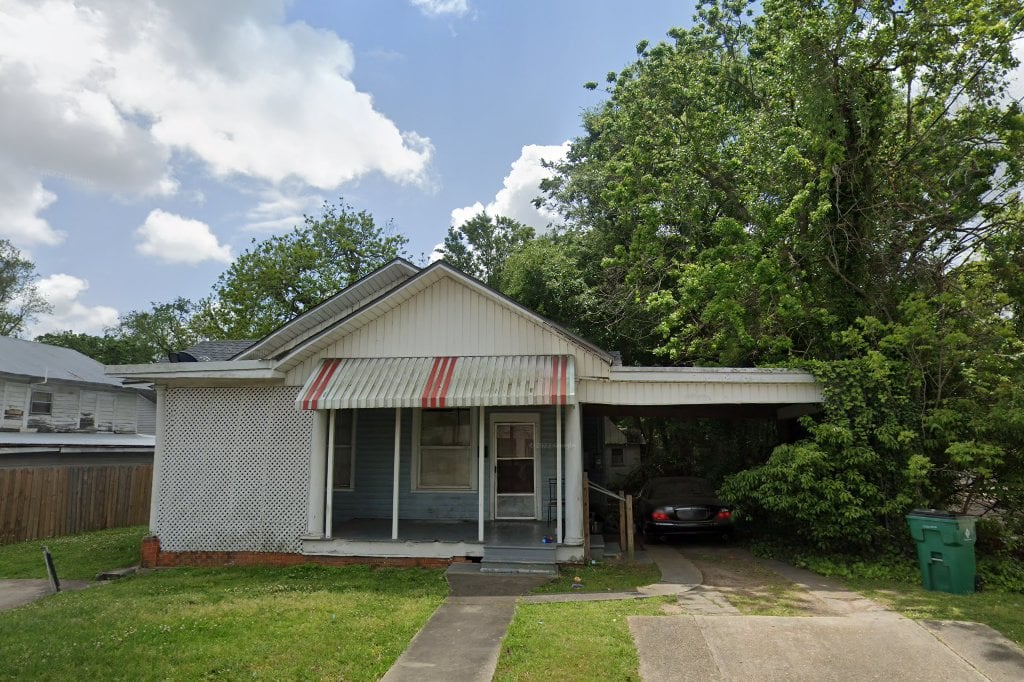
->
584, 473, 635, 561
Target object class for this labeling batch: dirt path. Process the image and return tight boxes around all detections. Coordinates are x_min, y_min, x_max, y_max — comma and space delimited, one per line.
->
671, 542, 838, 616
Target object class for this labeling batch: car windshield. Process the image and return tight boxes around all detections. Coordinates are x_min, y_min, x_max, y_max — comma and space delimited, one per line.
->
648, 477, 714, 498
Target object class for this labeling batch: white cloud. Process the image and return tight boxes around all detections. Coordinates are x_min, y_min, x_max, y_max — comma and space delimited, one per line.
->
135, 209, 233, 265
28, 273, 119, 336
0, 0, 433, 249
450, 142, 569, 230
410, 0, 470, 17
1008, 40, 1024, 105
244, 187, 324, 233
0, 164, 64, 246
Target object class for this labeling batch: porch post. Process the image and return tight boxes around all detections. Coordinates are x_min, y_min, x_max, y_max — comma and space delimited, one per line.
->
478, 406, 485, 542
564, 403, 584, 545
392, 407, 401, 540
150, 385, 166, 534
307, 410, 328, 536
325, 411, 336, 538
556, 403, 563, 544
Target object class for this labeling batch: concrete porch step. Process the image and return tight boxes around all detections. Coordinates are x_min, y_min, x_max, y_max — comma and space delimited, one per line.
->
591, 535, 605, 561
482, 544, 556, 565
479, 561, 558, 576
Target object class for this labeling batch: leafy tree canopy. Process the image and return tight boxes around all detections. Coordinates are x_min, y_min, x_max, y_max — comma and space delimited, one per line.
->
437, 212, 535, 288
0, 239, 49, 337
193, 200, 409, 339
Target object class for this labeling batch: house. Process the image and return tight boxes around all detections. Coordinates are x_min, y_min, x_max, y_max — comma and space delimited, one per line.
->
0, 337, 156, 543
0, 336, 155, 440
601, 418, 645, 488
110, 260, 823, 567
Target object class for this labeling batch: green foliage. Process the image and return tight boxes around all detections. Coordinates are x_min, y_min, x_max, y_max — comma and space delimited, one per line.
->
33, 331, 152, 365
194, 199, 408, 339
438, 212, 535, 287
107, 297, 202, 362
542, 0, 1024, 555
0, 239, 49, 337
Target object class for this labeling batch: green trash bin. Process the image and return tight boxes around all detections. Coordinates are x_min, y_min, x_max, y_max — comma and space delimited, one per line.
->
906, 509, 977, 595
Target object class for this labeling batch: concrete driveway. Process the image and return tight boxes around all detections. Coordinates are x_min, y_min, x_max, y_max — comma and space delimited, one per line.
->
630, 546, 1024, 681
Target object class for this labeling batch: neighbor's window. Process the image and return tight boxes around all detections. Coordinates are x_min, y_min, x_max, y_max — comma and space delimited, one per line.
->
329, 410, 355, 490
414, 408, 475, 491
29, 390, 52, 416
611, 448, 624, 467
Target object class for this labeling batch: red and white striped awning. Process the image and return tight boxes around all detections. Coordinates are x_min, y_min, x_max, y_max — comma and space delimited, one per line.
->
296, 355, 575, 410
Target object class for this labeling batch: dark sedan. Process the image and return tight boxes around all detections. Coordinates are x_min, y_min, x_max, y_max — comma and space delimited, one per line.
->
636, 476, 734, 542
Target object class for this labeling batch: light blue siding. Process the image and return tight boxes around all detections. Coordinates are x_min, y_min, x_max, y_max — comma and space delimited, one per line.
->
331, 406, 562, 525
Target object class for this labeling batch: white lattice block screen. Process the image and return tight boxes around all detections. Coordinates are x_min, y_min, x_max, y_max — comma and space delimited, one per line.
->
159, 386, 312, 552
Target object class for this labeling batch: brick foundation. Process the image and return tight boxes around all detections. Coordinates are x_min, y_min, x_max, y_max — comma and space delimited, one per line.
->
139, 535, 451, 570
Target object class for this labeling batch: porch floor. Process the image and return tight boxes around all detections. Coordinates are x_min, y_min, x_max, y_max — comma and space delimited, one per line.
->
331, 519, 556, 545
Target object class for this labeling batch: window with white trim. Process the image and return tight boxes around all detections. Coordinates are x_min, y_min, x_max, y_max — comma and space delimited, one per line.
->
328, 410, 355, 490
29, 390, 52, 416
413, 408, 476, 491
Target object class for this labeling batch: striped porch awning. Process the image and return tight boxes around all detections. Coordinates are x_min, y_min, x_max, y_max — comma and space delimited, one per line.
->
296, 355, 575, 410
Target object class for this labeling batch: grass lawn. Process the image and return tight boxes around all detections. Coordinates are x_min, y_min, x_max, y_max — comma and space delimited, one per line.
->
531, 560, 661, 594
495, 598, 670, 681
0, 526, 147, 580
0, 564, 447, 681
845, 579, 1024, 646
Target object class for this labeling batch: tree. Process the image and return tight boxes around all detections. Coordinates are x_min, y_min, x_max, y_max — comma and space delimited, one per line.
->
542, 0, 1024, 550
108, 298, 202, 361
0, 239, 49, 337
34, 330, 153, 365
193, 200, 409, 339
437, 212, 535, 287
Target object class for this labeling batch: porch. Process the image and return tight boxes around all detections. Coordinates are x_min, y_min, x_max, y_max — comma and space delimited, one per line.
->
302, 519, 567, 563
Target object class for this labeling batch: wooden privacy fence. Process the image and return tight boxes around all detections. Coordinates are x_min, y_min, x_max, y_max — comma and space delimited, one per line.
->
0, 464, 152, 544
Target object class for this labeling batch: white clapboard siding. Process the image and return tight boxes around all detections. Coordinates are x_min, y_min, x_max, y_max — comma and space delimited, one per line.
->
114, 393, 137, 433
578, 368, 823, 405
96, 393, 116, 432
136, 395, 156, 434
284, 275, 610, 386
79, 390, 98, 429
1, 380, 29, 430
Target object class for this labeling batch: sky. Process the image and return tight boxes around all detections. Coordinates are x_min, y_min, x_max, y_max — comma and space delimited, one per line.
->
0, 0, 698, 337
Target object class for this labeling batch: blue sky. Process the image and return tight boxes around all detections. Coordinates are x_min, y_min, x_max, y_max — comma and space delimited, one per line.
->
0, 0, 697, 337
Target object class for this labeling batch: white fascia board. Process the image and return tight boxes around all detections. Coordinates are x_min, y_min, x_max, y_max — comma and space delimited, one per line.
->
106, 360, 283, 382
608, 366, 818, 384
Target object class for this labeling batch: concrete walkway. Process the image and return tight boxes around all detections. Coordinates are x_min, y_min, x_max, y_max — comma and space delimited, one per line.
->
0, 579, 92, 611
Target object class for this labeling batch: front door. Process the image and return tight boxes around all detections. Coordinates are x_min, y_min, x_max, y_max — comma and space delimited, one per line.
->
492, 419, 539, 519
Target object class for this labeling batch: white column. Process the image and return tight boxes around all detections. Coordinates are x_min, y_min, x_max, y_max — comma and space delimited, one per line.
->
149, 385, 167, 534
325, 411, 336, 538
392, 407, 402, 540
478, 406, 486, 542
306, 410, 328, 536
563, 403, 584, 545
556, 403, 563, 544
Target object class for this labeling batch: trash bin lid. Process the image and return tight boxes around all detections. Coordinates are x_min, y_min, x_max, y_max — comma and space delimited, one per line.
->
908, 508, 957, 518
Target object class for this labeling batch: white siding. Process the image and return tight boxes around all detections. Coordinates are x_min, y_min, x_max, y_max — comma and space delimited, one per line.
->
1, 380, 28, 430
578, 377, 824, 405
96, 393, 116, 432
284, 276, 610, 385
136, 395, 156, 435
114, 394, 136, 433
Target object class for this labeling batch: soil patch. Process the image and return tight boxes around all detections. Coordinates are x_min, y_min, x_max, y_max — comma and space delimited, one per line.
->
672, 542, 836, 616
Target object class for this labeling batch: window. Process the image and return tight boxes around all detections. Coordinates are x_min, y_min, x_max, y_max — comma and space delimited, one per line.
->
414, 408, 476, 491
29, 390, 52, 416
611, 448, 624, 467
328, 410, 355, 490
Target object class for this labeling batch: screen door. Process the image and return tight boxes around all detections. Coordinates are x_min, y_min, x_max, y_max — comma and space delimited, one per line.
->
493, 421, 538, 519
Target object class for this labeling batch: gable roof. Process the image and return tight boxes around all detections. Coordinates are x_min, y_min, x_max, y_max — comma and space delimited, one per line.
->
0, 336, 129, 390
274, 260, 615, 372
235, 259, 420, 361
168, 340, 257, 362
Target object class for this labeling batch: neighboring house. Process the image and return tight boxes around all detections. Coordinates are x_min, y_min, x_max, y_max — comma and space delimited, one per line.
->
110, 259, 823, 567
0, 336, 155, 437
602, 418, 645, 488
0, 337, 155, 543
